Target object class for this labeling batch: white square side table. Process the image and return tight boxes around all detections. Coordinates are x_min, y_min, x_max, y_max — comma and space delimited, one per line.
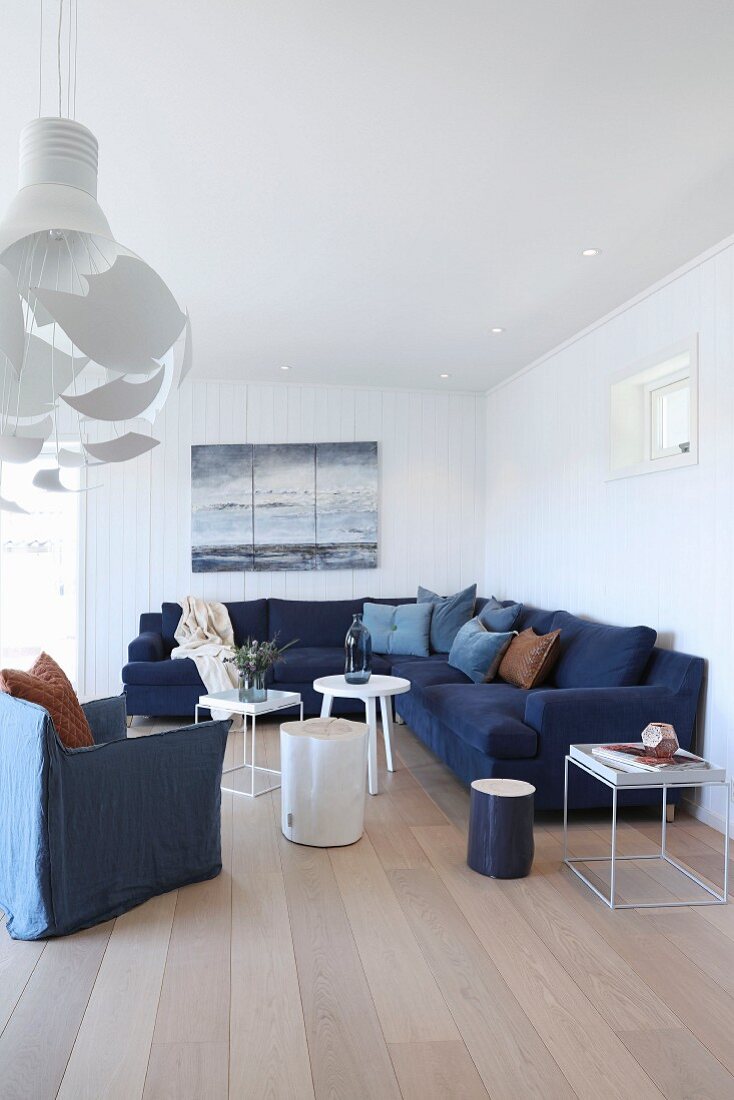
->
565, 744, 730, 909
195, 689, 303, 798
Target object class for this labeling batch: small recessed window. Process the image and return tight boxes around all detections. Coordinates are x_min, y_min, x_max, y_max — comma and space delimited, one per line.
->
609, 338, 698, 479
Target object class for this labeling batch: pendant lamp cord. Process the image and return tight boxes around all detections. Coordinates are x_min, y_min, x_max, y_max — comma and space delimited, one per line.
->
57, 0, 63, 116
38, 0, 43, 116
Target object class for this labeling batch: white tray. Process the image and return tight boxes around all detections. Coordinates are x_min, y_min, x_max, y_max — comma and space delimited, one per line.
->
570, 744, 727, 788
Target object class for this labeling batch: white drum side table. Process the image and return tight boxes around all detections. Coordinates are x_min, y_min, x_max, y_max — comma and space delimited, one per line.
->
313, 674, 411, 795
281, 717, 368, 846
195, 688, 303, 798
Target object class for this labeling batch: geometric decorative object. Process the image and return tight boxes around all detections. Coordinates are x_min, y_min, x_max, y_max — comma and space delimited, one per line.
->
641, 722, 679, 759
0, 2, 190, 503
191, 442, 378, 572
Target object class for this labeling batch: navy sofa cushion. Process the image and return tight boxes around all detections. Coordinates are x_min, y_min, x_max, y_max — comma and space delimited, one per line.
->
421, 683, 537, 759
161, 600, 269, 652
269, 598, 363, 648
122, 658, 204, 688
551, 611, 657, 689
515, 605, 559, 634
273, 647, 391, 683
391, 657, 472, 695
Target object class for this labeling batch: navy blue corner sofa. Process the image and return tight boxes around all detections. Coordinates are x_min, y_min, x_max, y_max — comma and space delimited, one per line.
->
123, 597, 704, 811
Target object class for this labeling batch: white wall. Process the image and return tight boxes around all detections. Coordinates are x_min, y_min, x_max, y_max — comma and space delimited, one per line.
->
81, 382, 485, 698
485, 238, 734, 832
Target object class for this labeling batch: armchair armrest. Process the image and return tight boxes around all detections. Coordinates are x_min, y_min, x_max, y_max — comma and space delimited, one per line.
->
82, 695, 128, 744
128, 630, 165, 662
524, 685, 687, 748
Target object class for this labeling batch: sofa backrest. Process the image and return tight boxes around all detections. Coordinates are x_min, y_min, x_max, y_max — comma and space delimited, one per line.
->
160, 600, 269, 652
267, 597, 410, 648
550, 610, 657, 689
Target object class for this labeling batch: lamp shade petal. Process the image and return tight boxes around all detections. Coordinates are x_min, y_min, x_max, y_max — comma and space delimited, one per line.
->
177, 310, 192, 387
84, 430, 159, 463
0, 494, 29, 513
5, 334, 88, 417
0, 263, 25, 377
61, 366, 165, 421
0, 433, 45, 463
34, 255, 186, 373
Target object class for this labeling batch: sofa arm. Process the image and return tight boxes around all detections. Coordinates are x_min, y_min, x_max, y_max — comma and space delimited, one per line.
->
524, 685, 687, 748
82, 695, 128, 745
128, 630, 166, 662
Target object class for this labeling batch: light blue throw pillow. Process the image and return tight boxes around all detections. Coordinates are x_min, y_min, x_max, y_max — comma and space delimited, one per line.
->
363, 602, 432, 658
478, 596, 523, 633
448, 618, 516, 683
417, 583, 476, 653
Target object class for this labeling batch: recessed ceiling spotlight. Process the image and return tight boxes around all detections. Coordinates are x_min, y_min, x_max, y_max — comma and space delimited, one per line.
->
490, 327, 504, 334
581, 248, 602, 257
280, 364, 291, 371
439, 373, 450, 379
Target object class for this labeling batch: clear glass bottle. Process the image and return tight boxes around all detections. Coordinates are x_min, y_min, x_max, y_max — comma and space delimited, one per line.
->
344, 613, 372, 684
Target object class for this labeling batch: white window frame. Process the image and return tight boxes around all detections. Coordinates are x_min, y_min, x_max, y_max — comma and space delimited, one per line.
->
646, 371, 691, 460
607, 335, 698, 481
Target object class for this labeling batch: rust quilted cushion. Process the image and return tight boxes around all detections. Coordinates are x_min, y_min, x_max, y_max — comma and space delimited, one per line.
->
499, 628, 561, 690
0, 652, 93, 748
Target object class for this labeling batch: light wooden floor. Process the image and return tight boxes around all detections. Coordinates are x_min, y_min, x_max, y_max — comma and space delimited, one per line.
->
1, 718, 734, 1099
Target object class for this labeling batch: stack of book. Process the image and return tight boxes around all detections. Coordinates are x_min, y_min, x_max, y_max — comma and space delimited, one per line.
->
591, 743, 710, 773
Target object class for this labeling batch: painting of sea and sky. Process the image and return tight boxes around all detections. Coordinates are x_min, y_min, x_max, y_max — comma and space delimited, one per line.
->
191, 441, 377, 572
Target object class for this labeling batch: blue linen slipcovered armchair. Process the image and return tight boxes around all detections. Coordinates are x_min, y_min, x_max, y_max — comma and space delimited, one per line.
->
0, 692, 229, 940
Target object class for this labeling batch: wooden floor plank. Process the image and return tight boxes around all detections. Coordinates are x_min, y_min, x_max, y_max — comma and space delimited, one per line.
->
413, 824, 664, 1099
329, 834, 459, 1043
0, 930, 45, 1038
618, 1028, 734, 1100
229, 870, 314, 1100
143, 1041, 228, 1100
388, 1040, 489, 1099
388, 865, 575, 1098
536, 834, 734, 1077
0, 921, 113, 1100
152, 797, 232, 1045
647, 907, 734, 998
282, 846, 402, 1099
499, 870, 680, 1032
57, 891, 177, 1100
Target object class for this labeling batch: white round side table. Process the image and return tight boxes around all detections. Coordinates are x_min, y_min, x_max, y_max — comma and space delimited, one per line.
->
280, 717, 368, 847
312, 674, 411, 795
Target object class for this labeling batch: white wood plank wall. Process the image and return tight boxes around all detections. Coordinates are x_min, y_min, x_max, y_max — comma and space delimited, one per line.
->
485, 241, 734, 832
81, 383, 485, 698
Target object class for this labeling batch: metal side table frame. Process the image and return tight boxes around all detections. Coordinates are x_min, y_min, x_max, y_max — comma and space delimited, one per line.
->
195, 690, 303, 798
564, 751, 730, 910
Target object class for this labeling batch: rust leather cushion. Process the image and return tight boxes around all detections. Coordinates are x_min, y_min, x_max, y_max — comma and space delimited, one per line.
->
499, 628, 561, 690
0, 652, 93, 749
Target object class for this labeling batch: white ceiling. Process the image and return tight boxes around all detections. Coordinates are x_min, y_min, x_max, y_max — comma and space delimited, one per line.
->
2, 1, 734, 392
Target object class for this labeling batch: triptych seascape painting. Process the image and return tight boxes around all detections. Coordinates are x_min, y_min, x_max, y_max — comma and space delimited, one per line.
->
191, 442, 378, 572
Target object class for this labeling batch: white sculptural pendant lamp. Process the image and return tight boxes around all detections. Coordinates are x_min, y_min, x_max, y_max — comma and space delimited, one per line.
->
0, 1, 190, 508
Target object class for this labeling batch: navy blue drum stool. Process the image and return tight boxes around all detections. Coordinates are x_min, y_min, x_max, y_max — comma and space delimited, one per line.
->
467, 778, 535, 878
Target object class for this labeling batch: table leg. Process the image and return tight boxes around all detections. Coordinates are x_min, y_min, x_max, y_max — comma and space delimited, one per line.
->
610, 788, 618, 910
251, 713, 256, 797
195, 705, 200, 724
379, 695, 395, 772
320, 694, 333, 719
366, 695, 378, 795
